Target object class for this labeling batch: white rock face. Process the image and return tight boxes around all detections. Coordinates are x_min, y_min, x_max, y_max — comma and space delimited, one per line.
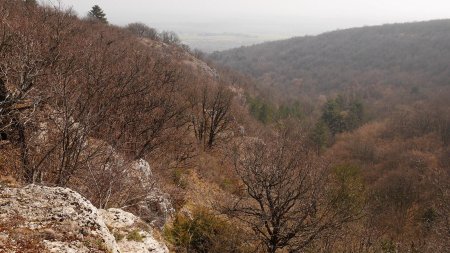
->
133, 159, 152, 178
100, 208, 137, 229
0, 185, 168, 253
125, 159, 175, 228
99, 208, 169, 253
69, 148, 174, 229
135, 189, 175, 228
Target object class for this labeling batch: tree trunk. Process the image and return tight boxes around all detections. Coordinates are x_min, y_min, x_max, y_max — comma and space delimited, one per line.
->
14, 119, 35, 183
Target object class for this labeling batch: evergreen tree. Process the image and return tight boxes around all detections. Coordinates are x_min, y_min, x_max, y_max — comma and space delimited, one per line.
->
276, 102, 302, 120
321, 97, 364, 135
88, 5, 107, 23
322, 99, 345, 135
258, 103, 271, 124
347, 100, 364, 130
247, 95, 274, 124
310, 121, 329, 155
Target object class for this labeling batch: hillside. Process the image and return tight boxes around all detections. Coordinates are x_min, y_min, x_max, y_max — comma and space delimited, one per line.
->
0, 1, 449, 253
210, 19, 450, 252
0, 1, 253, 252
211, 20, 450, 104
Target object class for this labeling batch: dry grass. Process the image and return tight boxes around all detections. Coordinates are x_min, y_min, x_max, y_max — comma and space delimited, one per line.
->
0, 215, 46, 252
0, 146, 23, 187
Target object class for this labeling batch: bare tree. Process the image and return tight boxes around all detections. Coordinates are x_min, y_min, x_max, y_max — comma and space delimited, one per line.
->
189, 82, 234, 150
425, 167, 450, 252
105, 56, 193, 162
126, 22, 159, 40
160, 30, 180, 45
0, 2, 78, 183
229, 134, 360, 252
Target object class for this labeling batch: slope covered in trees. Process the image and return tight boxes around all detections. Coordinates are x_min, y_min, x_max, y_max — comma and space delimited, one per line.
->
0, 1, 449, 252
210, 19, 450, 252
2, 1, 350, 252
211, 20, 450, 107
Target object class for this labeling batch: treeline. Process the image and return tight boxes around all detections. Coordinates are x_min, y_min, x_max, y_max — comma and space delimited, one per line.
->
87, 4, 194, 51
126, 22, 182, 45
124, 22, 206, 56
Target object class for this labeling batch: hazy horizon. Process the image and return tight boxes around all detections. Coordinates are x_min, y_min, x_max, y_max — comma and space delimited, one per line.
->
57, 0, 450, 52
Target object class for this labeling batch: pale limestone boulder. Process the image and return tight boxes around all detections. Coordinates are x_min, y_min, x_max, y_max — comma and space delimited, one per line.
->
99, 208, 169, 253
0, 185, 119, 253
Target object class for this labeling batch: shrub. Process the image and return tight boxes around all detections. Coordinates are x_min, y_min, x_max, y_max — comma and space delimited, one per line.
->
113, 232, 125, 242
330, 164, 366, 216
126, 230, 144, 242
164, 207, 248, 253
172, 168, 188, 189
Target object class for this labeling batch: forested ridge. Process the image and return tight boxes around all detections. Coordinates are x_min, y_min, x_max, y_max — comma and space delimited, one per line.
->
211, 20, 450, 104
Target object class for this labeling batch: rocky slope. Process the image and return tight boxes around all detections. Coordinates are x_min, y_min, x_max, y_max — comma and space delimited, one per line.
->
0, 184, 168, 253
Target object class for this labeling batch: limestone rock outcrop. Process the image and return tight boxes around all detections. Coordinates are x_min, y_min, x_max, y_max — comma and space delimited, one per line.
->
0, 184, 168, 253
99, 208, 168, 253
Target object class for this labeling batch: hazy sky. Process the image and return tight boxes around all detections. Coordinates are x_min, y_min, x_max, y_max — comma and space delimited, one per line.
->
56, 0, 450, 50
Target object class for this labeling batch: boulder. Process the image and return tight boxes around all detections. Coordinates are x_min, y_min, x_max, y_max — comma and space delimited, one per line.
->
99, 208, 168, 253
0, 184, 168, 253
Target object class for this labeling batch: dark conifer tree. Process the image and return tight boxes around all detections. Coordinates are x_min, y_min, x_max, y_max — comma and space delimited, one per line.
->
88, 5, 107, 23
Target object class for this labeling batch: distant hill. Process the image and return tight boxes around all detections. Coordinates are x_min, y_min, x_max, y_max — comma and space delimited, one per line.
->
210, 20, 450, 100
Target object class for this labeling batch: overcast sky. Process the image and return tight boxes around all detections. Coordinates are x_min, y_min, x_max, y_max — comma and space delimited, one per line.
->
56, 0, 450, 50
